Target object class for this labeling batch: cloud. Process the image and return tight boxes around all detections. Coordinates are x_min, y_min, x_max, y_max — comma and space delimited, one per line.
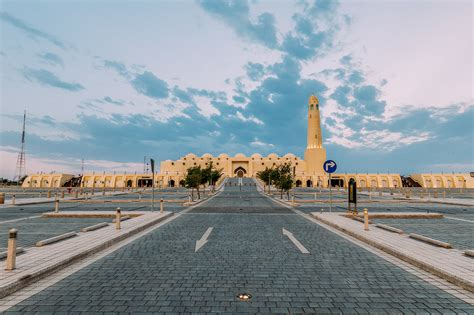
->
198, 0, 278, 48
250, 137, 274, 148
103, 96, 125, 106
102, 60, 131, 78
198, 0, 346, 60
245, 62, 265, 81
0, 12, 67, 49
37, 52, 64, 67
235, 111, 263, 125
22, 68, 84, 91
131, 71, 169, 99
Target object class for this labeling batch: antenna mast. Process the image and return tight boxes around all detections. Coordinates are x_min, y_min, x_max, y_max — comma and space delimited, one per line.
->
14, 110, 27, 184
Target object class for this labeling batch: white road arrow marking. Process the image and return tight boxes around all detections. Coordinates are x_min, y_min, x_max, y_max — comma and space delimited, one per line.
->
282, 228, 310, 254
195, 227, 213, 252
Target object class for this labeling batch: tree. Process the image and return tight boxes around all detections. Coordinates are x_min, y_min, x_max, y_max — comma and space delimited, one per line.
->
184, 166, 202, 201
201, 162, 223, 192
257, 167, 280, 193
273, 163, 294, 199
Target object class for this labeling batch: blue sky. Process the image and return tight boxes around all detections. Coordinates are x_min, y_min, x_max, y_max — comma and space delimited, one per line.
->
0, 0, 472, 177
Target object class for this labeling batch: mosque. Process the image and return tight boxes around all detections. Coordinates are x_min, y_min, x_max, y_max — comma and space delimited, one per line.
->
22, 96, 473, 189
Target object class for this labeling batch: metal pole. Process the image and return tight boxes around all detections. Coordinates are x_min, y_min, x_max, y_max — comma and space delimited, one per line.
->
329, 173, 332, 213
151, 171, 155, 211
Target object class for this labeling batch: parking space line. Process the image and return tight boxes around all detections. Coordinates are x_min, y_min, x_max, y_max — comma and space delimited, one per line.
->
0, 216, 41, 225
445, 216, 474, 223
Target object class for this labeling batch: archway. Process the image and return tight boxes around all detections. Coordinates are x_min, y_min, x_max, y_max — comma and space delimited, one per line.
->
295, 180, 302, 187
169, 179, 175, 187
126, 180, 133, 187
179, 179, 185, 187
306, 180, 312, 187
234, 166, 247, 178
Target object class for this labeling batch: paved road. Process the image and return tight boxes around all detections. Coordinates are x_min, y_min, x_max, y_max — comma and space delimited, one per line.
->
4, 178, 474, 314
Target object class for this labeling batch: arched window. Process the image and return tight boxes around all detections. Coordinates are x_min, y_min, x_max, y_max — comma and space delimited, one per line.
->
310, 104, 314, 110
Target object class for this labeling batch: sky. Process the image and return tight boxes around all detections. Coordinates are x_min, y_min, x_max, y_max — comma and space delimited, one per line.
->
0, 0, 473, 178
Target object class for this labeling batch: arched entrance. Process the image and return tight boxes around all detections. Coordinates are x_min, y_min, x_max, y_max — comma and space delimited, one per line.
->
126, 180, 133, 187
234, 166, 247, 178
306, 180, 312, 187
295, 180, 302, 187
179, 179, 185, 187
169, 179, 175, 187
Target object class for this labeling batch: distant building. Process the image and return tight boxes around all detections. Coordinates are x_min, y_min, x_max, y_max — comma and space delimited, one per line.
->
22, 96, 473, 189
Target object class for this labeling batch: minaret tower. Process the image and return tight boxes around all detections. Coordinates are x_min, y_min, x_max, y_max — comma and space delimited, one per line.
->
304, 95, 326, 174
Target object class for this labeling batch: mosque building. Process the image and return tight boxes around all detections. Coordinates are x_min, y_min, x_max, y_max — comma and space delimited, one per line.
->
22, 96, 473, 189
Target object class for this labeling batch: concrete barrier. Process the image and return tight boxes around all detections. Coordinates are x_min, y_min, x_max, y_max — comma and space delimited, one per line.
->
375, 223, 403, 234
81, 222, 109, 232
409, 233, 452, 249
36, 232, 77, 247
112, 215, 131, 223
464, 250, 474, 258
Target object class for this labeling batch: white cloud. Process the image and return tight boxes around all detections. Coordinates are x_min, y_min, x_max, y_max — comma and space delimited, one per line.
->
235, 111, 264, 125
250, 137, 274, 148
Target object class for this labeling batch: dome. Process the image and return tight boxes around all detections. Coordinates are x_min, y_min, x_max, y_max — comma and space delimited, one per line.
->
218, 153, 229, 159
251, 153, 262, 159
267, 153, 278, 159
234, 153, 246, 158
202, 153, 213, 159
283, 153, 295, 158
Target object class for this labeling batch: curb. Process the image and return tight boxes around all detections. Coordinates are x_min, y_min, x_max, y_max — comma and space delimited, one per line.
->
310, 214, 474, 293
0, 212, 173, 299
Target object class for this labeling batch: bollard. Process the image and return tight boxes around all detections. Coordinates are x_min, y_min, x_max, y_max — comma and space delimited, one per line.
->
75, 190, 79, 198
364, 208, 369, 231
314, 192, 317, 200
139, 193, 142, 200
115, 207, 121, 230
5, 229, 17, 271
0, 192, 5, 204
61, 190, 65, 199
91, 189, 95, 195
102, 189, 105, 196
54, 197, 59, 213
80, 188, 84, 195
160, 199, 164, 213
12, 194, 16, 205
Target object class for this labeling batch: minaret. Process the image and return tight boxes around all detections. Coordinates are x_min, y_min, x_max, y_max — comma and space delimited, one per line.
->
304, 95, 326, 175
306, 95, 323, 149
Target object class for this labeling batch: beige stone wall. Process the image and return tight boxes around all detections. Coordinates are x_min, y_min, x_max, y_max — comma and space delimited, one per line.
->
410, 173, 473, 188
22, 174, 74, 188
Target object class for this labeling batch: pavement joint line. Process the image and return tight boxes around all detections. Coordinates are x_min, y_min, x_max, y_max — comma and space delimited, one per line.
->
0, 183, 226, 309
258, 183, 474, 304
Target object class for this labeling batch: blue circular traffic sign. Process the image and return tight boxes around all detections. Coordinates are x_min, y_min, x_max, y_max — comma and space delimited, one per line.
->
323, 160, 337, 173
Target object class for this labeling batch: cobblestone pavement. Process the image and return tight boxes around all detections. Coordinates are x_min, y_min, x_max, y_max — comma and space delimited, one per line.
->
298, 199, 474, 251
373, 218, 474, 250
0, 192, 186, 251
0, 217, 110, 250
4, 178, 474, 314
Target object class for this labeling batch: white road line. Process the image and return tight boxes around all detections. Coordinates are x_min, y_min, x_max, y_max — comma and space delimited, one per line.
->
0, 215, 41, 224
282, 228, 310, 254
195, 227, 213, 252
445, 216, 474, 223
